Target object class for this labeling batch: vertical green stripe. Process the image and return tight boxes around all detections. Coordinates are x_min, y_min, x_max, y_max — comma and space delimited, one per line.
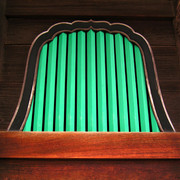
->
44, 37, 57, 131
124, 37, 139, 132
134, 45, 150, 132
87, 30, 97, 131
23, 97, 34, 131
66, 32, 76, 131
55, 33, 67, 131
77, 31, 86, 131
149, 100, 160, 132
97, 31, 107, 132
115, 34, 129, 132
33, 44, 48, 131
106, 33, 118, 132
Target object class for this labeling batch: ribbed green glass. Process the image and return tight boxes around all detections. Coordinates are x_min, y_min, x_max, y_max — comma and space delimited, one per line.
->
66, 32, 76, 131
115, 34, 129, 132
24, 31, 162, 133
87, 30, 97, 131
44, 37, 57, 131
106, 33, 118, 132
55, 33, 67, 131
77, 31, 86, 131
97, 31, 107, 132
134, 45, 150, 132
124, 37, 139, 132
33, 44, 48, 131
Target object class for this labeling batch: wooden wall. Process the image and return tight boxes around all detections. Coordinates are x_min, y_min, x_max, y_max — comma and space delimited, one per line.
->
0, 0, 179, 131
0, 0, 180, 178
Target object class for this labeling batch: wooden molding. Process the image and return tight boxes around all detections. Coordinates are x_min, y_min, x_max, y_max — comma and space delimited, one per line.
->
0, 132, 179, 159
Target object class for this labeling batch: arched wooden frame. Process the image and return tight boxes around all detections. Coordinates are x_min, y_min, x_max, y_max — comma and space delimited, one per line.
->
8, 20, 175, 132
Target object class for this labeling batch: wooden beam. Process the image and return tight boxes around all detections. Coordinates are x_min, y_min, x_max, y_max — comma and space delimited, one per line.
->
6, 0, 174, 18
0, 132, 179, 159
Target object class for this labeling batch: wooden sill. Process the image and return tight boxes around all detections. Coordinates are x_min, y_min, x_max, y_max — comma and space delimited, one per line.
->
0, 132, 179, 159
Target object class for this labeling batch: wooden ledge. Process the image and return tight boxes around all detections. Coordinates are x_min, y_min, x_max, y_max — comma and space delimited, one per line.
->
0, 132, 179, 159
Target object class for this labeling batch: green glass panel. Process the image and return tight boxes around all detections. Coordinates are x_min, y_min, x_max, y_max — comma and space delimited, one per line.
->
24, 30, 162, 133
87, 30, 97, 131
44, 37, 57, 131
97, 31, 107, 132
149, 100, 160, 132
124, 37, 139, 132
115, 34, 129, 132
33, 44, 48, 131
66, 32, 76, 131
77, 31, 86, 131
134, 45, 150, 132
106, 33, 118, 132
23, 97, 34, 131
55, 33, 67, 131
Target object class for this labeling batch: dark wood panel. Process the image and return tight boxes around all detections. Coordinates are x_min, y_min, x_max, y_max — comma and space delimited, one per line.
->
0, 82, 23, 130
2, 45, 28, 82
155, 55, 179, 81
0, 159, 179, 179
0, 45, 29, 130
175, 1, 180, 37
6, 0, 174, 17
5, 19, 176, 46
152, 46, 177, 56
0, 0, 7, 82
0, 132, 180, 159
160, 80, 180, 92
175, 1, 180, 71
162, 92, 180, 131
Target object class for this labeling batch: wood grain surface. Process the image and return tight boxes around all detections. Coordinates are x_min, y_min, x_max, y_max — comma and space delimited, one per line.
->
0, 132, 179, 159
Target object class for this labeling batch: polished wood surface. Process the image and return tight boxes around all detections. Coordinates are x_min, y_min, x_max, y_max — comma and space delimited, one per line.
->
0, 132, 180, 159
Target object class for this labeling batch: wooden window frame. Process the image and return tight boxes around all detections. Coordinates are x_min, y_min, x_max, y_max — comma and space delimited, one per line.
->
7, 20, 175, 132
2, 20, 179, 160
